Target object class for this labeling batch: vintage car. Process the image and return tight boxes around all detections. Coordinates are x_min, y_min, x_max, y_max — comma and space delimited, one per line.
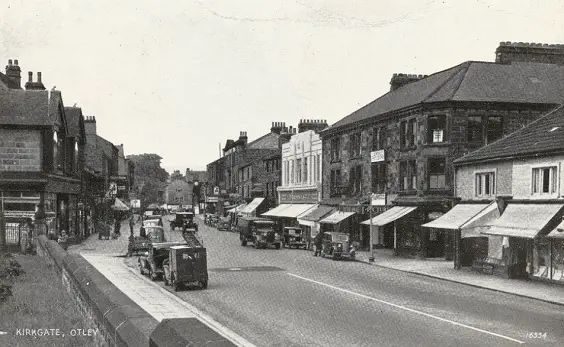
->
208, 214, 220, 228
128, 226, 166, 256
236, 217, 282, 249
163, 245, 208, 291
320, 232, 356, 260
170, 212, 198, 232
283, 227, 307, 249
216, 217, 231, 231
138, 241, 186, 281
143, 217, 163, 228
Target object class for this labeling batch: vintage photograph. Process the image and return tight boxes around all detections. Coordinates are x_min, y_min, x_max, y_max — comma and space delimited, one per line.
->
1, 1, 563, 346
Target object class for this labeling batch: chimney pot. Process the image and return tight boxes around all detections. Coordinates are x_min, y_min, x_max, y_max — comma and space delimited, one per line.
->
37, 72, 42, 83
28, 71, 32, 82
8, 59, 12, 66
14, 59, 18, 66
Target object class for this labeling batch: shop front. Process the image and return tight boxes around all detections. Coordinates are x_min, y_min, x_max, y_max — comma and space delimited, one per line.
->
297, 205, 335, 241
481, 203, 564, 280
361, 206, 417, 256
543, 220, 564, 283
261, 203, 317, 236
239, 198, 266, 218
319, 211, 356, 237
421, 201, 500, 269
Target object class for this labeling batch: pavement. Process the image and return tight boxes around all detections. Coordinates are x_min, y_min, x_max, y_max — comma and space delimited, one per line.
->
69, 215, 564, 346
354, 249, 564, 307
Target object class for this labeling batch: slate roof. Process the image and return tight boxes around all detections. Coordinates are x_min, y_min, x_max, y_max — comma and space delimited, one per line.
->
329, 61, 564, 132
0, 72, 21, 89
64, 106, 83, 138
454, 105, 564, 164
0, 89, 50, 126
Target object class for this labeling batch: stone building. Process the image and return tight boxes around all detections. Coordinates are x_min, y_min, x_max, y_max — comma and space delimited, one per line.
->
165, 179, 192, 206
206, 123, 284, 215
0, 60, 86, 236
323, 42, 564, 258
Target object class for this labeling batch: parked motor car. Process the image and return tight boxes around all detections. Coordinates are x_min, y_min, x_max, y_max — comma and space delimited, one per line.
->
217, 217, 231, 231
236, 217, 282, 249
138, 241, 186, 281
170, 212, 198, 232
209, 214, 220, 228
283, 227, 307, 249
320, 232, 356, 260
163, 245, 208, 291
128, 226, 166, 256
143, 217, 163, 228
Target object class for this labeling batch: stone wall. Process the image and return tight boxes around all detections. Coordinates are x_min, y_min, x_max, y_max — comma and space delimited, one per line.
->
0, 129, 41, 171
35, 235, 158, 346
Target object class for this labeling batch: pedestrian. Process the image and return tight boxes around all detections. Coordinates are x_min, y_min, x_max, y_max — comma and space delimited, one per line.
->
58, 230, 69, 251
114, 218, 121, 235
313, 231, 323, 256
129, 216, 134, 233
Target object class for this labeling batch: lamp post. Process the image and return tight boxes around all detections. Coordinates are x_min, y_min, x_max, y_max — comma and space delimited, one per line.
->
369, 205, 375, 262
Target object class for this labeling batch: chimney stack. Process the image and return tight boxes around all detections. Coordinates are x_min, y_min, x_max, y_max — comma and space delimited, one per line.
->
270, 121, 285, 134
298, 119, 329, 133
5, 59, 21, 88
24, 71, 46, 90
84, 116, 97, 136
389, 73, 427, 91
495, 41, 564, 65
238, 131, 248, 146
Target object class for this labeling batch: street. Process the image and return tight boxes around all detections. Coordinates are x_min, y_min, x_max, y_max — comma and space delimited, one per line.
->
120, 216, 564, 347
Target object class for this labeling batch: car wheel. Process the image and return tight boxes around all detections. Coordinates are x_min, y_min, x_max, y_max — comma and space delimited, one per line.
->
149, 269, 157, 281
139, 264, 143, 274
200, 280, 208, 289
241, 240, 247, 246
163, 274, 169, 286
275, 243, 281, 249
321, 252, 325, 258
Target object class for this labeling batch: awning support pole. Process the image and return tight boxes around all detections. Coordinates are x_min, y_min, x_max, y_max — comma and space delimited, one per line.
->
369, 207, 374, 262
393, 222, 397, 256
454, 228, 461, 270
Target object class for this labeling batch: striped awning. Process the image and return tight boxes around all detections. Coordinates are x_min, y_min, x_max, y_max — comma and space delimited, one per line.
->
361, 206, 417, 226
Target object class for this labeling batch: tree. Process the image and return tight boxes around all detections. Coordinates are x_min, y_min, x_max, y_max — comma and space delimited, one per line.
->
127, 154, 169, 206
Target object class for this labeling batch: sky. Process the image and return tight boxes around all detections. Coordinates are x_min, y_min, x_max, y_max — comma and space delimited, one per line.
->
2, 0, 564, 174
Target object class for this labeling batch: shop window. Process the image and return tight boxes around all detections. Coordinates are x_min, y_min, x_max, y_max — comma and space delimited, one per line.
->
486, 116, 503, 144
427, 115, 446, 143
330, 169, 342, 197
467, 116, 483, 142
331, 137, 341, 161
290, 160, 294, 184
371, 162, 386, 193
475, 172, 495, 197
350, 133, 361, 157
532, 166, 557, 194
428, 158, 446, 189
408, 160, 417, 190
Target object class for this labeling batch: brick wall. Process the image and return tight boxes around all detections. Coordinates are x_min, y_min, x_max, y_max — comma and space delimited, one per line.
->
0, 129, 42, 171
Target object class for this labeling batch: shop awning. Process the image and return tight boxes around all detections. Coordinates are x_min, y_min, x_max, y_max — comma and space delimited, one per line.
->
262, 204, 292, 217
298, 205, 335, 222
239, 198, 265, 215
111, 198, 130, 211
421, 202, 500, 238
319, 211, 356, 224
227, 204, 247, 213
275, 204, 317, 218
545, 220, 564, 239
482, 203, 564, 239
298, 220, 315, 227
361, 206, 417, 226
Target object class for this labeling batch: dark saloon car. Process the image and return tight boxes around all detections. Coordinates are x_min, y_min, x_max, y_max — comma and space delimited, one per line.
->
320, 232, 356, 260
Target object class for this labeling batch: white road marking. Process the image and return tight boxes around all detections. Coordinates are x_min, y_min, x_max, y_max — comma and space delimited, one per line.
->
230, 268, 242, 271
125, 266, 257, 347
287, 273, 525, 344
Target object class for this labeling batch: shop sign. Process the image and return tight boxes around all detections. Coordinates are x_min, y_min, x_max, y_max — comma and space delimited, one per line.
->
371, 193, 386, 206
214, 186, 220, 195
118, 185, 126, 191
206, 197, 219, 203
370, 150, 385, 163
131, 199, 141, 208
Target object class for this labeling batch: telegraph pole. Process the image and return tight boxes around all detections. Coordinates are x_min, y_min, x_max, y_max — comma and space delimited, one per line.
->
0, 191, 6, 253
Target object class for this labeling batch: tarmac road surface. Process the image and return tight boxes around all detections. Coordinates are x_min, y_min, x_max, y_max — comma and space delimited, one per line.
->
123, 216, 564, 347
